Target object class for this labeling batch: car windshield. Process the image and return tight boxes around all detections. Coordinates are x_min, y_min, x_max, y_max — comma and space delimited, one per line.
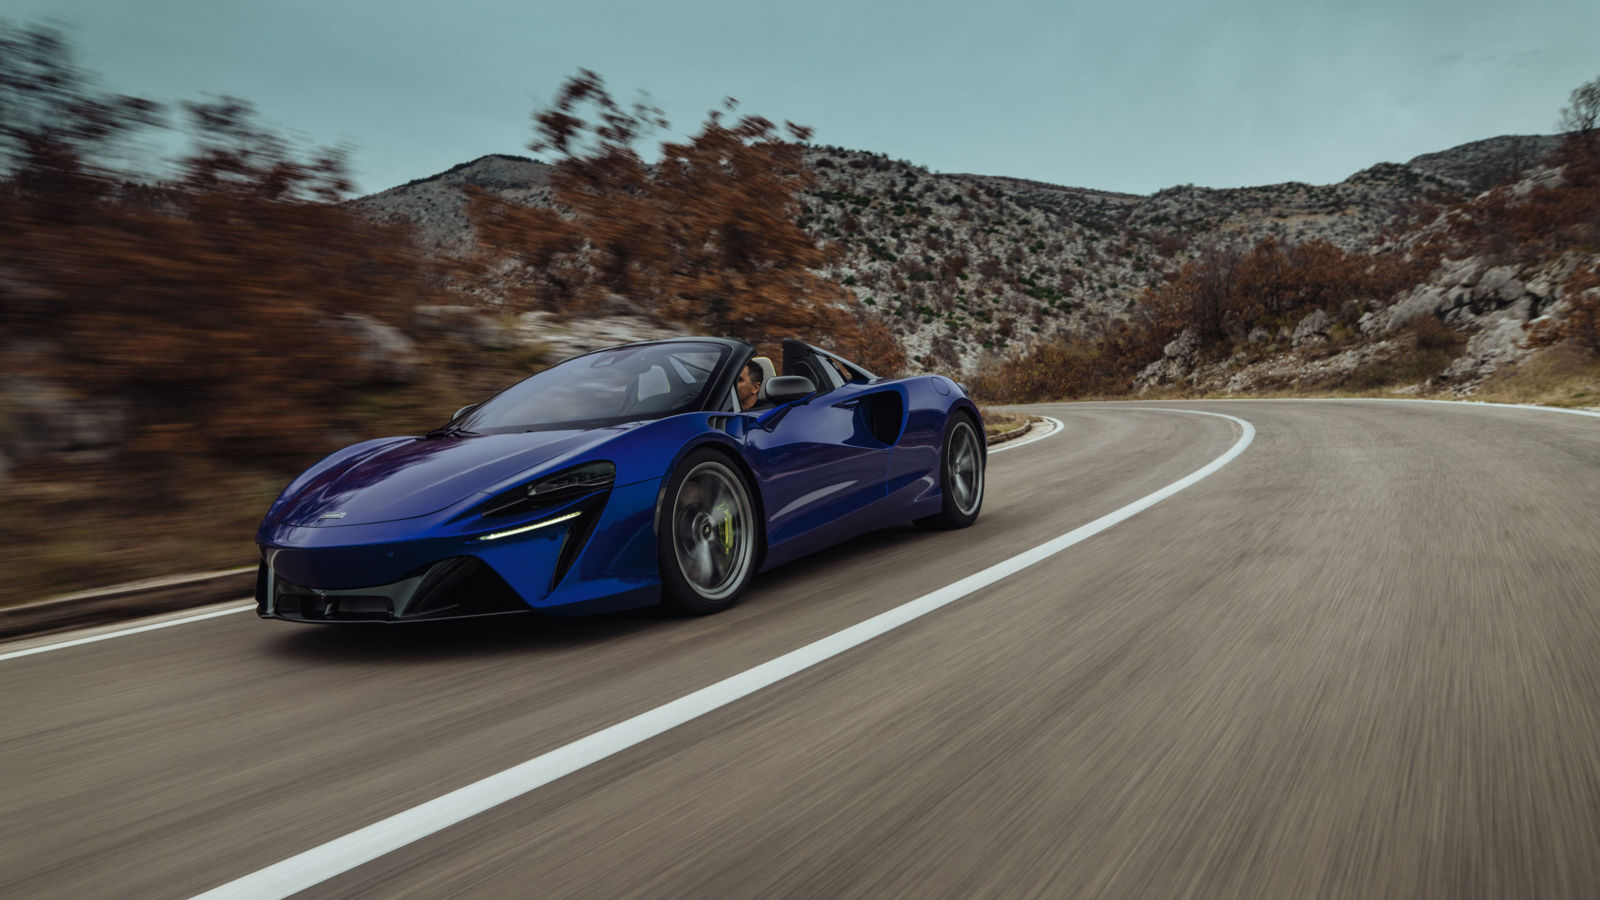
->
457, 342, 729, 432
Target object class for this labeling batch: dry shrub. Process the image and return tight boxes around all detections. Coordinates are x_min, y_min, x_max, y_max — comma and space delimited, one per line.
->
1136, 236, 1431, 357
833, 313, 907, 376
1411, 314, 1464, 352
1316, 317, 1463, 392
970, 317, 1161, 402
1, 99, 442, 466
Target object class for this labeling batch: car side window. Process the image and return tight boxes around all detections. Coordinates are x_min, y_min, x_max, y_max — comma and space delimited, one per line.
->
825, 357, 856, 385
818, 358, 845, 390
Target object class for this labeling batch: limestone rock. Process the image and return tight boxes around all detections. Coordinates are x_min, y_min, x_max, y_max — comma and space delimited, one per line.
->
1135, 357, 1185, 391
415, 305, 518, 350
0, 375, 127, 461
1437, 256, 1485, 290
1442, 298, 1535, 384
1163, 328, 1198, 364
1386, 285, 1449, 331
1476, 265, 1525, 305
516, 312, 686, 361
333, 314, 421, 383
1292, 309, 1331, 348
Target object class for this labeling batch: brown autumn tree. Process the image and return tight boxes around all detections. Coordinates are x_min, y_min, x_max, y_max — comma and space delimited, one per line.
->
0, 30, 442, 465
471, 70, 904, 373
1146, 244, 1242, 349
0, 22, 162, 197
1558, 72, 1600, 161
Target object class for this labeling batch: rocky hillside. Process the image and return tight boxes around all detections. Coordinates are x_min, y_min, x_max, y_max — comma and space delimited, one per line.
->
1405, 134, 1564, 192
799, 145, 1485, 370
1095, 147, 1598, 401
351, 154, 554, 253
1139, 251, 1591, 398
350, 134, 1569, 378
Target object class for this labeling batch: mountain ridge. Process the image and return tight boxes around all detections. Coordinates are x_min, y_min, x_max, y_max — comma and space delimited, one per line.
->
349, 133, 1568, 375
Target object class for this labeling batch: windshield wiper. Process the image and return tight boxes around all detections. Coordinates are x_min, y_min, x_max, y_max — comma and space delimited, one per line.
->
423, 423, 472, 439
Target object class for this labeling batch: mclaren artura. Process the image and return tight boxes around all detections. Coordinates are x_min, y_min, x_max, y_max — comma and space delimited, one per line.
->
255, 337, 985, 621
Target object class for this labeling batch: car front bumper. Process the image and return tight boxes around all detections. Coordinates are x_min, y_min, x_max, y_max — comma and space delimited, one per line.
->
255, 557, 530, 623
255, 476, 667, 622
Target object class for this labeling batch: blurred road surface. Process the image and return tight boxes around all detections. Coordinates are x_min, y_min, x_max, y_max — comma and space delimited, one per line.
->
3, 400, 1599, 899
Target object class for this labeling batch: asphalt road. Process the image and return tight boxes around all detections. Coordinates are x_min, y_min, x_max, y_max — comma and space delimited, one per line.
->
4, 400, 1600, 899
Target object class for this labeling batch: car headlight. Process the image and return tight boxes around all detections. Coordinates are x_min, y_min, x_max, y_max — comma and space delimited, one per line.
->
477, 461, 615, 519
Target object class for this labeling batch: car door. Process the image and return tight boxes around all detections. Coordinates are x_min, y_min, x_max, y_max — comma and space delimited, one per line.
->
744, 346, 907, 566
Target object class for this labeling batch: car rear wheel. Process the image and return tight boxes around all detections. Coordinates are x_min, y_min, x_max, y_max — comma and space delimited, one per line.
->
659, 449, 759, 615
916, 413, 984, 530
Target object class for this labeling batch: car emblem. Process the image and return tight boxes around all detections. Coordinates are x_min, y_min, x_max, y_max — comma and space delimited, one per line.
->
320, 512, 347, 519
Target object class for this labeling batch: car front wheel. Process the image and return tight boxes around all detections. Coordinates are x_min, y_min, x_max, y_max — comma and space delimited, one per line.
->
658, 449, 759, 614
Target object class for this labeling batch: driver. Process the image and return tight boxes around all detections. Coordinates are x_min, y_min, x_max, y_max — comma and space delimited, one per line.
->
736, 361, 766, 411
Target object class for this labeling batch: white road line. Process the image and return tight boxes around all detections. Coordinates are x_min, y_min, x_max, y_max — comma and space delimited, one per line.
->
3, 417, 1068, 662
0, 604, 254, 662
191, 409, 1253, 900
1419, 400, 1599, 419
1054, 397, 1600, 419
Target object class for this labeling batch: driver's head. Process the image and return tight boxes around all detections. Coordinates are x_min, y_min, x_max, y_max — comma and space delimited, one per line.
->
736, 361, 764, 410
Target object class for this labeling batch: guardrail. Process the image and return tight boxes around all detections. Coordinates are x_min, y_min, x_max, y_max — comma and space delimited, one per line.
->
0, 567, 256, 642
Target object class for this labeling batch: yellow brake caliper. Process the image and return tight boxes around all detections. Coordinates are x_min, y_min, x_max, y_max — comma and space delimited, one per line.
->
716, 500, 734, 556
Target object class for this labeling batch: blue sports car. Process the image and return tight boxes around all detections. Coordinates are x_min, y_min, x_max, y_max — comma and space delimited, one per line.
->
255, 337, 985, 621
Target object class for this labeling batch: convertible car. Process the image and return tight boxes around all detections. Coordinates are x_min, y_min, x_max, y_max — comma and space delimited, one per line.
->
255, 337, 985, 621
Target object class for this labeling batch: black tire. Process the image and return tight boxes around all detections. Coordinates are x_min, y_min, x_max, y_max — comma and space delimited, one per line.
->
658, 449, 760, 615
915, 413, 985, 530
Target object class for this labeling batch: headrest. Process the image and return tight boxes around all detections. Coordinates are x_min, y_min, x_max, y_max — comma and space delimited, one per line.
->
751, 356, 777, 400
636, 366, 669, 401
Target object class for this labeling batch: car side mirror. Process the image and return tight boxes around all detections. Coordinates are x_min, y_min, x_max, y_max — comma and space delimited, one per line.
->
764, 375, 816, 404
452, 404, 478, 421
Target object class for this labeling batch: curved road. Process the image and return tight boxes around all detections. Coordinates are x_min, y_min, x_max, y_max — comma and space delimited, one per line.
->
3, 400, 1599, 899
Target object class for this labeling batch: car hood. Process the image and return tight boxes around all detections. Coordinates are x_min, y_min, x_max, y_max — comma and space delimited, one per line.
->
277, 428, 619, 527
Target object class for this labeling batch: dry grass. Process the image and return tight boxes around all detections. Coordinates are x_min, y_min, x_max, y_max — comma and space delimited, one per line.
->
0, 462, 279, 609
1471, 343, 1600, 408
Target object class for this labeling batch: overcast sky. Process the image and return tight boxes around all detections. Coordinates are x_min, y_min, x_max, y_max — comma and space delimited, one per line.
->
6, 0, 1596, 196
